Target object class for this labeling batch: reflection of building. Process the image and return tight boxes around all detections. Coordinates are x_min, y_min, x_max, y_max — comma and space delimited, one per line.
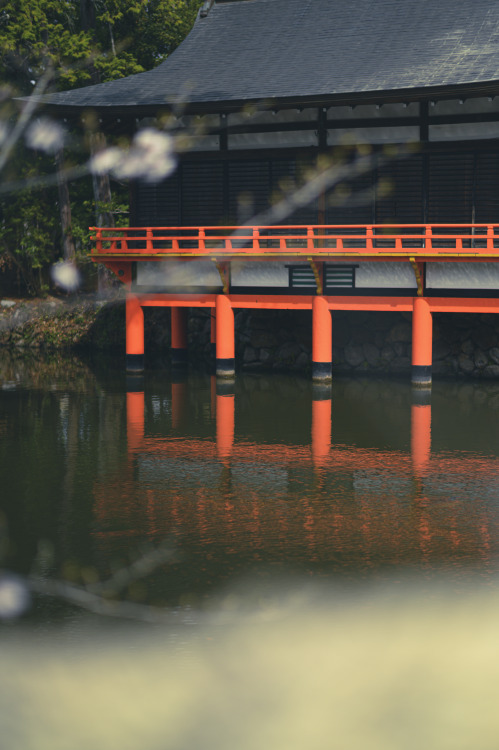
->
92, 384, 499, 581
45, 0, 499, 384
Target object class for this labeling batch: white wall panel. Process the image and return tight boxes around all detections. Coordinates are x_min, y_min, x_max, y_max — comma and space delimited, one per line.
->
426, 262, 499, 289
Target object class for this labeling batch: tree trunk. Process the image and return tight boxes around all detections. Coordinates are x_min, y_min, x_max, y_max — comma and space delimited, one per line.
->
90, 132, 116, 294
55, 149, 76, 263
80, 0, 96, 30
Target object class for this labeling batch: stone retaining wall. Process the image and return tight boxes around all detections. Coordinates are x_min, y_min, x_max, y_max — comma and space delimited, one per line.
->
2, 298, 499, 379
182, 308, 499, 380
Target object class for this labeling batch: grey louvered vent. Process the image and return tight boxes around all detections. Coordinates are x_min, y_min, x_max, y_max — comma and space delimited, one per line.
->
325, 265, 357, 289
288, 265, 316, 288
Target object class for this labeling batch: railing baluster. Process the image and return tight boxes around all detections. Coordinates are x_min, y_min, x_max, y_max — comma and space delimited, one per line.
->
488, 225, 494, 251
425, 225, 433, 251
366, 225, 373, 251
199, 227, 206, 252
307, 226, 314, 253
146, 227, 153, 253
253, 226, 259, 251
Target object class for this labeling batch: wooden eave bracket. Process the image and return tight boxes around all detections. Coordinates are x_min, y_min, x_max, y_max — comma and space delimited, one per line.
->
214, 260, 229, 293
308, 258, 323, 295
409, 257, 423, 296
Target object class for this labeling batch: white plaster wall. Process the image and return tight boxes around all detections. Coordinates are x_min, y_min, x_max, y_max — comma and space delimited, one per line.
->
355, 262, 417, 289
426, 262, 499, 289
136, 260, 222, 288
231, 261, 290, 287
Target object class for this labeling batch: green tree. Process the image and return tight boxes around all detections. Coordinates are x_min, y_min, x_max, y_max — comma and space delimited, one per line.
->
0, 0, 202, 295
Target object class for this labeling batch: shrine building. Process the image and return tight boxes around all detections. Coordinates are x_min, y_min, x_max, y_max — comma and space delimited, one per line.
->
42, 0, 499, 386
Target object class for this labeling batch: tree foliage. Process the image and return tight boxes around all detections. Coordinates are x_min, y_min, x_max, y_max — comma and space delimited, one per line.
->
0, 0, 202, 294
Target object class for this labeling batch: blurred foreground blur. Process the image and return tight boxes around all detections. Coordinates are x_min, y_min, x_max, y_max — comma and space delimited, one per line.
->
2, 578, 499, 750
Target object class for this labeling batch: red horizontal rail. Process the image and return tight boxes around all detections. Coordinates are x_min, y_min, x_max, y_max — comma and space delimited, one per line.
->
89, 224, 499, 258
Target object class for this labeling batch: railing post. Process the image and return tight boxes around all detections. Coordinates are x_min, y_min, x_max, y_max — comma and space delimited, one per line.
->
487, 225, 494, 251
425, 225, 433, 251
307, 226, 315, 253
199, 227, 206, 252
366, 225, 373, 251
94, 228, 102, 254
146, 227, 153, 253
252, 226, 259, 252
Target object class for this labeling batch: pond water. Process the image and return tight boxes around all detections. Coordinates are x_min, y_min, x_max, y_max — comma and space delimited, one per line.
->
2, 351, 499, 749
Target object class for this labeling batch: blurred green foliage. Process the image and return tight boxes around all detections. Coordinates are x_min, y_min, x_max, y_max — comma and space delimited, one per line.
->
0, 0, 202, 294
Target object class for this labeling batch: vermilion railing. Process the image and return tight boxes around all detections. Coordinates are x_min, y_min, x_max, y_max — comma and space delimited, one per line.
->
90, 224, 499, 258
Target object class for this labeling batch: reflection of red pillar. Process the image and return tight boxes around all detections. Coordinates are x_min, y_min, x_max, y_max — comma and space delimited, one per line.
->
210, 309, 216, 361
126, 294, 144, 371
171, 382, 187, 429
312, 397, 331, 467
171, 307, 188, 366
216, 295, 235, 378
412, 297, 432, 387
216, 393, 235, 459
127, 391, 144, 452
411, 403, 431, 473
312, 296, 332, 381
210, 375, 216, 419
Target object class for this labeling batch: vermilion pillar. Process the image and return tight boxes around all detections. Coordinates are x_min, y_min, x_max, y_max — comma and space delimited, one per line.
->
216, 295, 235, 378
210, 309, 216, 362
126, 294, 144, 372
412, 297, 432, 387
312, 296, 332, 381
171, 307, 188, 367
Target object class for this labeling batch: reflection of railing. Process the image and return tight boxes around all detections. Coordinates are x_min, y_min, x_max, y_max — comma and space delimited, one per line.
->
90, 224, 499, 259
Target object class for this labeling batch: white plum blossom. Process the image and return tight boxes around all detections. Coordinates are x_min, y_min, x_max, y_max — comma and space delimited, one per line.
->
89, 146, 124, 175
0, 573, 30, 619
0, 120, 9, 147
89, 129, 176, 182
51, 261, 81, 291
25, 118, 66, 153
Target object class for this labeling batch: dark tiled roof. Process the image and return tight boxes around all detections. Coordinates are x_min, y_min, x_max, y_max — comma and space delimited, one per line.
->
43, 0, 499, 111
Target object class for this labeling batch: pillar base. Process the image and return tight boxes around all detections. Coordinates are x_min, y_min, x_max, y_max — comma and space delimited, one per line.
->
171, 348, 188, 368
411, 365, 432, 388
312, 361, 332, 382
126, 353, 144, 372
216, 357, 235, 379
